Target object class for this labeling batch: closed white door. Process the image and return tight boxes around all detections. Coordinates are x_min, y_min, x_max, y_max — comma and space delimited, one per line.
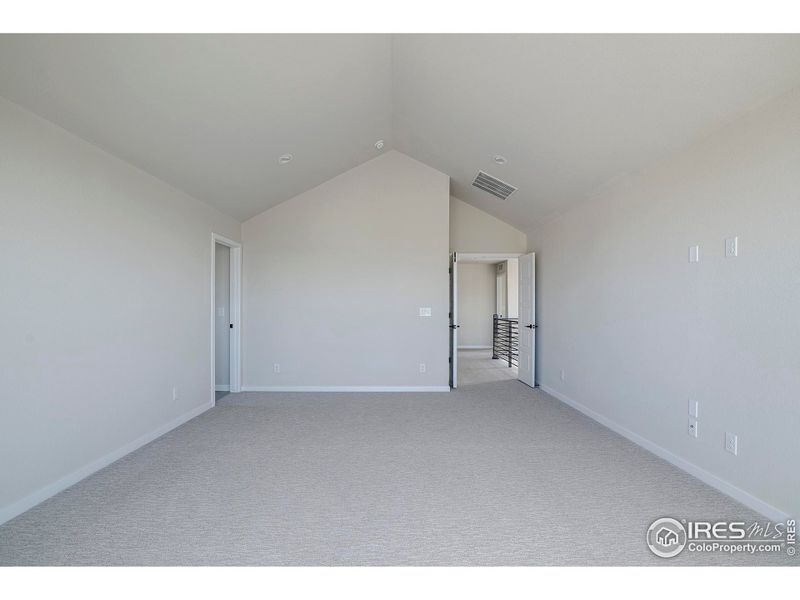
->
518, 253, 536, 387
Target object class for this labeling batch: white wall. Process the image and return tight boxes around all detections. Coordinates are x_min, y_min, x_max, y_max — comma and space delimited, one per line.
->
450, 196, 527, 253
214, 243, 230, 388
505, 258, 519, 319
0, 97, 241, 524
526, 89, 800, 519
457, 263, 496, 348
242, 151, 450, 389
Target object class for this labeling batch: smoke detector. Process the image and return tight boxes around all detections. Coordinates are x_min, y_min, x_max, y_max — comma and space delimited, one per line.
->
374, 139, 385, 150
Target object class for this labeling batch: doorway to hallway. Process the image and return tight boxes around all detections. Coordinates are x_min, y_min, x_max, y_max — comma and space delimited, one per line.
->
458, 348, 518, 386
449, 252, 535, 389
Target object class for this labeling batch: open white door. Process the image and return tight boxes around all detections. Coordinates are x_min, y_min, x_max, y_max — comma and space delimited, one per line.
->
518, 253, 536, 387
449, 252, 458, 388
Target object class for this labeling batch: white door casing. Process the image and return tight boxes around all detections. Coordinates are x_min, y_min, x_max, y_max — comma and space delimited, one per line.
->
211, 233, 242, 400
449, 252, 458, 388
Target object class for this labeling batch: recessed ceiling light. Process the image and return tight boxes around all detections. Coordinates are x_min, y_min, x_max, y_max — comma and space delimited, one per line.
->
493, 155, 507, 165
278, 153, 293, 165
374, 139, 385, 150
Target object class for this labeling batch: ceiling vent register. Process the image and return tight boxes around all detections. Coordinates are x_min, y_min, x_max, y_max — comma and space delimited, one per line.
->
472, 170, 517, 200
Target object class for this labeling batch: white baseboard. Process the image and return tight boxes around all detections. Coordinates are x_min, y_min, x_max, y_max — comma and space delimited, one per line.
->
539, 385, 790, 522
241, 385, 451, 393
215, 384, 230, 392
458, 345, 492, 350
0, 401, 214, 527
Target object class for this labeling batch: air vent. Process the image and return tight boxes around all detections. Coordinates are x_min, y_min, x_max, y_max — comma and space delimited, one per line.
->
472, 171, 517, 200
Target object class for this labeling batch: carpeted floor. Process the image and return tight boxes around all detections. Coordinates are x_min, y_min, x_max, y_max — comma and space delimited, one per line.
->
457, 349, 518, 386
0, 380, 794, 566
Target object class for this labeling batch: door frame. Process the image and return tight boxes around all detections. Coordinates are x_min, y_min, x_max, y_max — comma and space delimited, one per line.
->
211, 233, 242, 403
449, 252, 524, 388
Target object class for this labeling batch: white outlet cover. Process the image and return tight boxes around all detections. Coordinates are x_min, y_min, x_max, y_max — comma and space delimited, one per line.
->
688, 418, 698, 438
725, 432, 738, 455
419, 307, 432, 317
273, 363, 280, 373
419, 363, 426, 373
689, 245, 700, 263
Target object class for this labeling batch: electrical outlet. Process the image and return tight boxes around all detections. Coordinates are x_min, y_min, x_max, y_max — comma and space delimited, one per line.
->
172, 386, 179, 402
560, 369, 566, 382
689, 245, 700, 263
688, 399, 699, 418
725, 432, 738, 456
273, 363, 280, 374
419, 363, 426, 373
688, 418, 698, 438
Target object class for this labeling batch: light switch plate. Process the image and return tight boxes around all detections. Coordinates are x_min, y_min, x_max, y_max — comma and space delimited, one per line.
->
689, 245, 700, 263
725, 236, 738, 257
419, 307, 432, 317
688, 399, 699, 419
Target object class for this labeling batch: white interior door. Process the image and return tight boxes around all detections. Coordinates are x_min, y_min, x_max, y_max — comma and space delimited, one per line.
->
449, 252, 458, 388
518, 253, 536, 387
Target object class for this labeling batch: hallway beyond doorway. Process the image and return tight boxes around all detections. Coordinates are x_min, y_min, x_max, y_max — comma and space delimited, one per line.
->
458, 348, 518, 386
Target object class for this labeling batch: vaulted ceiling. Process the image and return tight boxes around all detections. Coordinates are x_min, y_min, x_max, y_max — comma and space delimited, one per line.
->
2, 34, 800, 228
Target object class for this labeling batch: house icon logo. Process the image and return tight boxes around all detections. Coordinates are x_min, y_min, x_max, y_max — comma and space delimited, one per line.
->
656, 527, 679, 546
647, 518, 687, 558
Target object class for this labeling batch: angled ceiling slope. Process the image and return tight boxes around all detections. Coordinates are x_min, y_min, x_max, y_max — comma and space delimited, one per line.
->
0, 34, 393, 221
392, 34, 800, 229
2, 34, 800, 228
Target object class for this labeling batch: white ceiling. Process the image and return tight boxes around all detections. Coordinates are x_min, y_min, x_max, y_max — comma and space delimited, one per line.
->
393, 34, 800, 229
0, 35, 393, 221
2, 34, 800, 227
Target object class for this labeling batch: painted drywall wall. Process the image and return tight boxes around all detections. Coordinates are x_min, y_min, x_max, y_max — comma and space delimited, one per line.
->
496, 267, 507, 317
526, 89, 800, 519
214, 243, 230, 388
242, 151, 450, 389
0, 97, 241, 523
457, 263, 496, 348
505, 259, 519, 319
450, 196, 527, 253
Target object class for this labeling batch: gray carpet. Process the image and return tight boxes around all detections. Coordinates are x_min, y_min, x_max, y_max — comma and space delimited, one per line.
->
0, 381, 795, 566
457, 349, 518, 386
